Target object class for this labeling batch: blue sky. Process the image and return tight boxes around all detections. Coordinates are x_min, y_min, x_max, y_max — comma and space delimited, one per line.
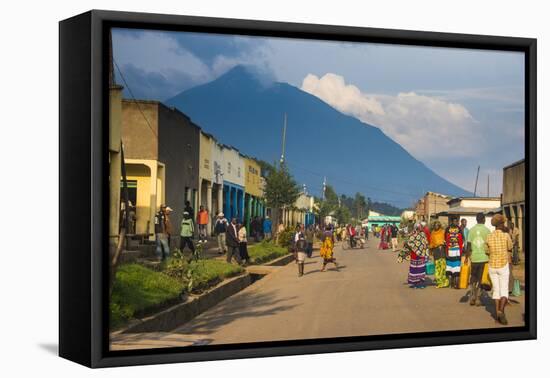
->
112, 28, 525, 196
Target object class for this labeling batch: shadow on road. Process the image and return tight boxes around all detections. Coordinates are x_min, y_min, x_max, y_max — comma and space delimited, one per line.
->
173, 290, 299, 336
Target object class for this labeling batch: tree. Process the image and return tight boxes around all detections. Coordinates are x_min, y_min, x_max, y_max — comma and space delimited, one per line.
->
353, 192, 368, 220
263, 163, 300, 227
334, 205, 351, 225
316, 184, 339, 224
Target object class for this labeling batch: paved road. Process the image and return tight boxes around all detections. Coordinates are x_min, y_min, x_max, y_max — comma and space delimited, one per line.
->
111, 236, 525, 350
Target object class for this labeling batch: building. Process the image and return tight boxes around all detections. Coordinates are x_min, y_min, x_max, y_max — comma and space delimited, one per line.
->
502, 159, 525, 253
198, 132, 222, 235
281, 192, 315, 228
415, 191, 453, 222
108, 83, 124, 253
121, 100, 200, 240
437, 197, 501, 230
221, 145, 245, 222
367, 215, 402, 230
243, 156, 265, 230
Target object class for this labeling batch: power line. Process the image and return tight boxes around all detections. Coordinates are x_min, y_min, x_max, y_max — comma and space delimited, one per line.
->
113, 59, 159, 141
285, 160, 419, 199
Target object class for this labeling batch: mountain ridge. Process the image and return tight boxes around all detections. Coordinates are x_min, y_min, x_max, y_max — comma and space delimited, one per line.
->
164, 65, 470, 208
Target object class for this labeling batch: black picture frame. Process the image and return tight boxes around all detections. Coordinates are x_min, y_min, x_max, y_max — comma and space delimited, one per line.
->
59, 9, 537, 368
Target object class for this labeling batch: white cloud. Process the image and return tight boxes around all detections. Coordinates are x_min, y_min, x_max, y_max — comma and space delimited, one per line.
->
301, 73, 479, 159
112, 31, 213, 96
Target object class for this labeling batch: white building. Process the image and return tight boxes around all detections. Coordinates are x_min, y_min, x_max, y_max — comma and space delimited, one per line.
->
437, 197, 501, 230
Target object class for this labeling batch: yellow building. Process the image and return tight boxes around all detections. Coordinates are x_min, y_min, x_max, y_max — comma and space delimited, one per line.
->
121, 101, 166, 239
109, 83, 124, 253
243, 156, 265, 229
198, 132, 222, 235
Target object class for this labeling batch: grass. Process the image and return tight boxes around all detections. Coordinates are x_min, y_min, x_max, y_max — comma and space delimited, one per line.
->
248, 240, 289, 264
186, 259, 244, 293
110, 264, 184, 329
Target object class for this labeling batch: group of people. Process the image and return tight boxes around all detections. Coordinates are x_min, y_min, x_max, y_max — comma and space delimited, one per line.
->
292, 224, 340, 277
398, 213, 520, 325
375, 224, 399, 251
335, 224, 368, 248
154, 200, 298, 267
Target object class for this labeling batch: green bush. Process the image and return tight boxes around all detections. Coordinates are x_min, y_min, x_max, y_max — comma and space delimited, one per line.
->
110, 264, 184, 329
276, 227, 296, 248
186, 259, 244, 293
248, 240, 289, 264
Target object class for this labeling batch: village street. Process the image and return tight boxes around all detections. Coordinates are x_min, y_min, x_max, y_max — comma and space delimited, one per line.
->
111, 236, 525, 350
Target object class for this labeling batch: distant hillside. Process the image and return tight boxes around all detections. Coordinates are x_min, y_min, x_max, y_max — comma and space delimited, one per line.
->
370, 202, 404, 216
165, 65, 470, 207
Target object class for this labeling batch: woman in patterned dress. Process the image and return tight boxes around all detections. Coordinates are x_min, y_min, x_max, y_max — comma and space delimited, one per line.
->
398, 223, 430, 289
445, 217, 464, 289
320, 225, 339, 272
430, 221, 449, 288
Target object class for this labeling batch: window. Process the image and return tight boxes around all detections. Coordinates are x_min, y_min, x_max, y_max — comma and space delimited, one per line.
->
238, 167, 241, 177
204, 158, 210, 169
228, 162, 231, 174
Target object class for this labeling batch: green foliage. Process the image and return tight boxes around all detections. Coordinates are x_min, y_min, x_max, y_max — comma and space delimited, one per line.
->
276, 227, 296, 248
264, 163, 300, 217
333, 205, 352, 225
110, 264, 184, 329
185, 260, 244, 293
248, 240, 289, 264
316, 184, 339, 222
163, 255, 243, 293
370, 201, 404, 216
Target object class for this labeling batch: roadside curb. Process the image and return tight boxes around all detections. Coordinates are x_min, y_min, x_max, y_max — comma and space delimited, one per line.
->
118, 273, 252, 334
112, 253, 296, 335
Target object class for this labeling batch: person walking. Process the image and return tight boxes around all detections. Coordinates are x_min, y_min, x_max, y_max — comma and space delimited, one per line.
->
263, 216, 273, 240
320, 225, 339, 272
509, 222, 520, 265
390, 224, 399, 251
276, 220, 285, 244
214, 212, 228, 255
378, 225, 389, 250
460, 218, 470, 246
196, 205, 209, 243
293, 225, 307, 277
238, 221, 250, 265
179, 211, 195, 254
486, 214, 513, 325
398, 223, 429, 289
225, 217, 242, 265
465, 213, 490, 306
421, 221, 431, 245
154, 205, 173, 261
445, 216, 464, 289
305, 224, 315, 258
429, 221, 448, 288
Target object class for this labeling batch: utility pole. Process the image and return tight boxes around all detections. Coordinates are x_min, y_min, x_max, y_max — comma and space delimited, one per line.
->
322, 176, 326, 200
487, 174, 490, 197
280, 112, 287, 165
473, 165, 480, 197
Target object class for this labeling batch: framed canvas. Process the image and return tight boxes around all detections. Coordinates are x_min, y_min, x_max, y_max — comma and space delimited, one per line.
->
59, 9, 537, 368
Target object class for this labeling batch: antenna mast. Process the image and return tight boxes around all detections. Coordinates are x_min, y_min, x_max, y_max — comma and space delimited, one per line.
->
280, 113, 287, 165
473, 166, 480, 196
